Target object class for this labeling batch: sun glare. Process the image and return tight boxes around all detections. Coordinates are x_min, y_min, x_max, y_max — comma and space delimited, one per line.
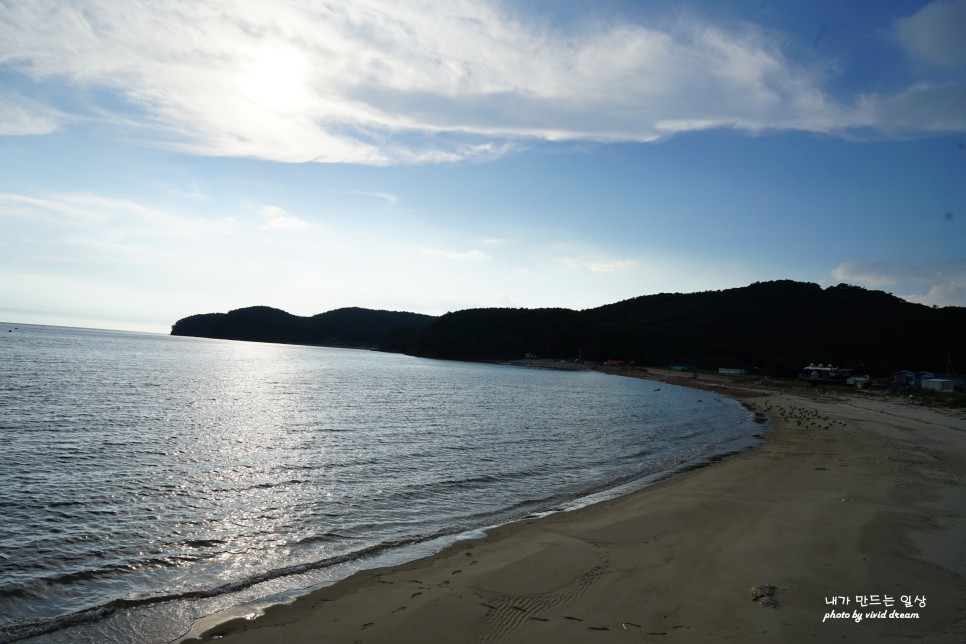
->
243, 47, 311, 112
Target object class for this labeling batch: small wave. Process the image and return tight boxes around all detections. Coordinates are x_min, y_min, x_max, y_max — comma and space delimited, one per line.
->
181, 539, 227, 549
42, 500, 85, 509
39, 557, 182, 587
291, 532, 354, 547
454, 529, 487, 541
375, 467, 554, 504
621, 448, 651, 460
0, 531, 463, 643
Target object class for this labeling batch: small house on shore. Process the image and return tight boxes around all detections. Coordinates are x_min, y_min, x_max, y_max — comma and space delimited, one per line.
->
801, 363, 854, 386
922, 378, 954, 392
893, 371, 964, 391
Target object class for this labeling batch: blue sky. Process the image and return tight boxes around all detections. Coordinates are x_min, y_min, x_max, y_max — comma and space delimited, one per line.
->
1, 0, 964, 333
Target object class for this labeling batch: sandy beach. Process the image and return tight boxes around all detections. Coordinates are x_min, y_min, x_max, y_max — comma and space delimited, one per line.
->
181, 374, 966, 643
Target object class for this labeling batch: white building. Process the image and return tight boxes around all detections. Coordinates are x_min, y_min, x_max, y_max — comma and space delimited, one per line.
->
922, 378, 954, 392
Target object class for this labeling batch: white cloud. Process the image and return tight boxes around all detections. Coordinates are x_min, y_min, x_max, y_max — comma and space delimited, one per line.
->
882, 0, 966, 137
350, 191, 398, 208
0, 0, 874, 165
258, 204, 309, 230
421, 247, 490, 261
0, 190, 347, 330
896, 0, 966, 70
2, 1, 963, 163
0, 192, 235, 238
0, 88, 67, 135
832, 258, 966, 307
588, 259, 639, 274
167, 181, 209, 201
565, 257, 639, 273
871, 83, 966, 134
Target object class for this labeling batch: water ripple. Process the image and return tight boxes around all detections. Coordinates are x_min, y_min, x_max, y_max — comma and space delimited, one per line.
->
0, 324, 764, 643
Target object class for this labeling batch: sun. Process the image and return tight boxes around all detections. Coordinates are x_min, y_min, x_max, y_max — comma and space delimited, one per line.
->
243, 47, 311, 112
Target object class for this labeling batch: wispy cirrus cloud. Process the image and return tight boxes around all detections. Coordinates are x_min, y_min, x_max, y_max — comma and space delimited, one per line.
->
587, 259, 640, 274
0, 192, 233, 237
1, 1, 962, 165
0, 1, 882, 165
350, 191, 398, 208
421, 247, 490, 261
0, 191, 241, 284
0, 88, 68, 135
833, 258, 966, 307
565, 257, 640, 274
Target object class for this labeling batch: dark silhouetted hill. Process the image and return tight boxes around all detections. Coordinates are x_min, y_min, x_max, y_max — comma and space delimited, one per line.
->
170, 281, 965, 377
171, 306, 435, 349
403, 281, 965, 377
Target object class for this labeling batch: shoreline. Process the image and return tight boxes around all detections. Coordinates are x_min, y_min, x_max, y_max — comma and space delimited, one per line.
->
180, 371, 966, 643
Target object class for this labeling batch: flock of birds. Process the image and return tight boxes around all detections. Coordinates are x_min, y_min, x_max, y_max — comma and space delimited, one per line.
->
759, 400, 847, 431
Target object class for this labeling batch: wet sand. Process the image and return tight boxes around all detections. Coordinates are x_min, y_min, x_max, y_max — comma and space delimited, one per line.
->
181, 375, 966, 643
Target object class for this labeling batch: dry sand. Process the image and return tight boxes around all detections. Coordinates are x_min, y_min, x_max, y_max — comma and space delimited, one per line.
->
181, 374, 966, 643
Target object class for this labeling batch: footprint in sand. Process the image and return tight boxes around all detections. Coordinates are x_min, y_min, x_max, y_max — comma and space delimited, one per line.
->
361, 622, 374, 631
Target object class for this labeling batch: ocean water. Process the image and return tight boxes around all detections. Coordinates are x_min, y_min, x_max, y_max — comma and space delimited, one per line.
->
0, 323, 765, 643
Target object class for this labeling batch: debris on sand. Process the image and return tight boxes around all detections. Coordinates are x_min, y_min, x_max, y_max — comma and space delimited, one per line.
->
750, 584, 779, 607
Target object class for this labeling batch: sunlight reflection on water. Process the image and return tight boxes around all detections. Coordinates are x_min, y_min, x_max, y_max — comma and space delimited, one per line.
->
0, 323, 764, 643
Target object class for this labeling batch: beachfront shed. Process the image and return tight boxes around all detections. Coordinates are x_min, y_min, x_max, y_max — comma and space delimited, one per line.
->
894, 370, 915, 386
893, 370, 963, 390
928, 374, 965, 390
922, 378, 954, 392
896, 371, 938, 387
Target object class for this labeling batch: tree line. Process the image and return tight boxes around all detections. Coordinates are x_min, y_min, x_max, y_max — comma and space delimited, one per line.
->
171, 281, 965, 378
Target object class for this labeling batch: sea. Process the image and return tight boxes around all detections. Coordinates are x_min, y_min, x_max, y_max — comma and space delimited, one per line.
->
0, 322, 766, 643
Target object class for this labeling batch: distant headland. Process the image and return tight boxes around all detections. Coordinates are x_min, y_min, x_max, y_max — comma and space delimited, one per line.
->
171, 280, 965, 379
171, 306, 434, 351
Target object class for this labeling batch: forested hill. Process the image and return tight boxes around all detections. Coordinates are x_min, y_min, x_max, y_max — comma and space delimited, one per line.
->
170, 281, 965, 377
170, 306, 435, 349
402, 281, 965, 377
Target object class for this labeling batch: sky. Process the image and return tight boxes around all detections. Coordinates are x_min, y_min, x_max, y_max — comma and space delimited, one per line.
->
1, 0, 964, 334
